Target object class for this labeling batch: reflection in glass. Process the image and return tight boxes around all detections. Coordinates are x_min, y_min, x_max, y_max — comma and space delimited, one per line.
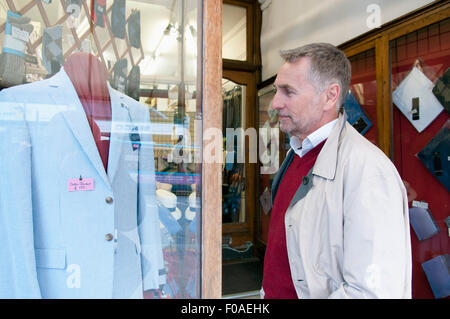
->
222, 79, 247, 224
0, 0, 201, 299
222, 3, 247, 61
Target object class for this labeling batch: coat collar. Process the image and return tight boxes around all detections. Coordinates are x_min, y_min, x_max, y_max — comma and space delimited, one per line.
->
312, 112, 347, 180
271, 112, 347, 204
46, 68, 131, 189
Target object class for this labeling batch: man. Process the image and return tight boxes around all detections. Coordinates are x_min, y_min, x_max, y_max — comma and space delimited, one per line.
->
262, 43, 412, 299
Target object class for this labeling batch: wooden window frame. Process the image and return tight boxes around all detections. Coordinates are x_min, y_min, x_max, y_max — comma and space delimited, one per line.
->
201, 0, 263, 299
201, 0, 223, 299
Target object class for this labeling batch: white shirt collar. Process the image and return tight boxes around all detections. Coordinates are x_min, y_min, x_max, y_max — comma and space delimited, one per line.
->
290, 119, 338, 158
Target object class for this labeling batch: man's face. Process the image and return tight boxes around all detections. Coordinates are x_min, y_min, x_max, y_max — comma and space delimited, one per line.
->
272, 58, 326, 139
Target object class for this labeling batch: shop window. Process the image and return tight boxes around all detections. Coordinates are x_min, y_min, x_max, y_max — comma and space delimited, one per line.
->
0, 0, 202, 299
391, 17, 450, 299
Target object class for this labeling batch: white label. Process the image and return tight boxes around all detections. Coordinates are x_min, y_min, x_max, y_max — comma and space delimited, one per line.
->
412, 200, 429, 209
11, 26, 29, 42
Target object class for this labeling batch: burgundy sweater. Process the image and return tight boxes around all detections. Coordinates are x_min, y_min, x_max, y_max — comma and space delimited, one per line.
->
262, 140, 326, 299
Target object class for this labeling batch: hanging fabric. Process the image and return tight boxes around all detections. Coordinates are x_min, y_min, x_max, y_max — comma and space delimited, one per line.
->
111, 0, 126, 39
93, 0, 107, 28
128, 10, 141, 49
112, 58, 127, 93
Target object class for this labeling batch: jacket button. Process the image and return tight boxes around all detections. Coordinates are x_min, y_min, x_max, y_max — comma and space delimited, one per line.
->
105, 196, 114, 204
105, 233, 114, 241
302, 176, 309, 185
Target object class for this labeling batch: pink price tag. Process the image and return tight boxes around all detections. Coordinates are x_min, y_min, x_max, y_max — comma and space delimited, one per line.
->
68, 178, 95, 192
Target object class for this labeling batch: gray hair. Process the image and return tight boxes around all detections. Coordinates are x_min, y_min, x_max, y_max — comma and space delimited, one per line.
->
280, 43, 351, 108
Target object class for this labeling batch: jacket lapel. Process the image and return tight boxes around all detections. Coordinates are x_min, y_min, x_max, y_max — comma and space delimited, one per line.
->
107, 86, 129, 184
47, 69, 111, 189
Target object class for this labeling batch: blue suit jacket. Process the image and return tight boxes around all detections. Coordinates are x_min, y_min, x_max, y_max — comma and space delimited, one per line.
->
0, 69, 165, 298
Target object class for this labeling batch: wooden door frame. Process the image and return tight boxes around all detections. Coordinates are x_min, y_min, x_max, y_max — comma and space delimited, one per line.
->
201, 0, 262, 298
222, 69, 258, 248
201, 0, 223, 299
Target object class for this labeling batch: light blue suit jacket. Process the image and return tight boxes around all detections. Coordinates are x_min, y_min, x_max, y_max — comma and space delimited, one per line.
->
0, 69, 165, 298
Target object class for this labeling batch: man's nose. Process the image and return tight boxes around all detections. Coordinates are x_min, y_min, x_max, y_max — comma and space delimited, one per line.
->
271, 93, 283, 110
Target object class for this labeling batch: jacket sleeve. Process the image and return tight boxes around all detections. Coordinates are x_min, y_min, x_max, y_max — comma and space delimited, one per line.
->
0, 90, 42, 298
328, 159, 412, 299
136, 104, 166, 290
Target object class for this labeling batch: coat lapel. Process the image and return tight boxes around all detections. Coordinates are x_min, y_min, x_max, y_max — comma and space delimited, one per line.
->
288, 168, 314, 208
47, 69, 111, 189
107, 85, 129, 184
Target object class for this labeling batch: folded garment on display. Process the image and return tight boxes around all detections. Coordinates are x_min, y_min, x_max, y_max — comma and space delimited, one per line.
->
417, 120, 450, 192
393, 66, 444, 133
409, 207, 440, 241
1, 11, 33, 86
422, 254, 450, 299
433, 67, 450, 113
343, 90, 373, 135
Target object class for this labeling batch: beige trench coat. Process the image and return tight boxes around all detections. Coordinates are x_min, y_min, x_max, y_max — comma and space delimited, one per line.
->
266, 113, 412, 299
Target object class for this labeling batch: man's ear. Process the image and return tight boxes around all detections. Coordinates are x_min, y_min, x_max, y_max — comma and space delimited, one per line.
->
323, 83, 340, 112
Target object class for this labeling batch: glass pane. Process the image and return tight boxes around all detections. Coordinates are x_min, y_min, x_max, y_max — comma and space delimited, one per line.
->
0, 0, 201, 299
222, 3, 246, 61
390, 18, 450, 299
222, 78, 247, 224
257, 84, 281, 244
347, 48, 378, 145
